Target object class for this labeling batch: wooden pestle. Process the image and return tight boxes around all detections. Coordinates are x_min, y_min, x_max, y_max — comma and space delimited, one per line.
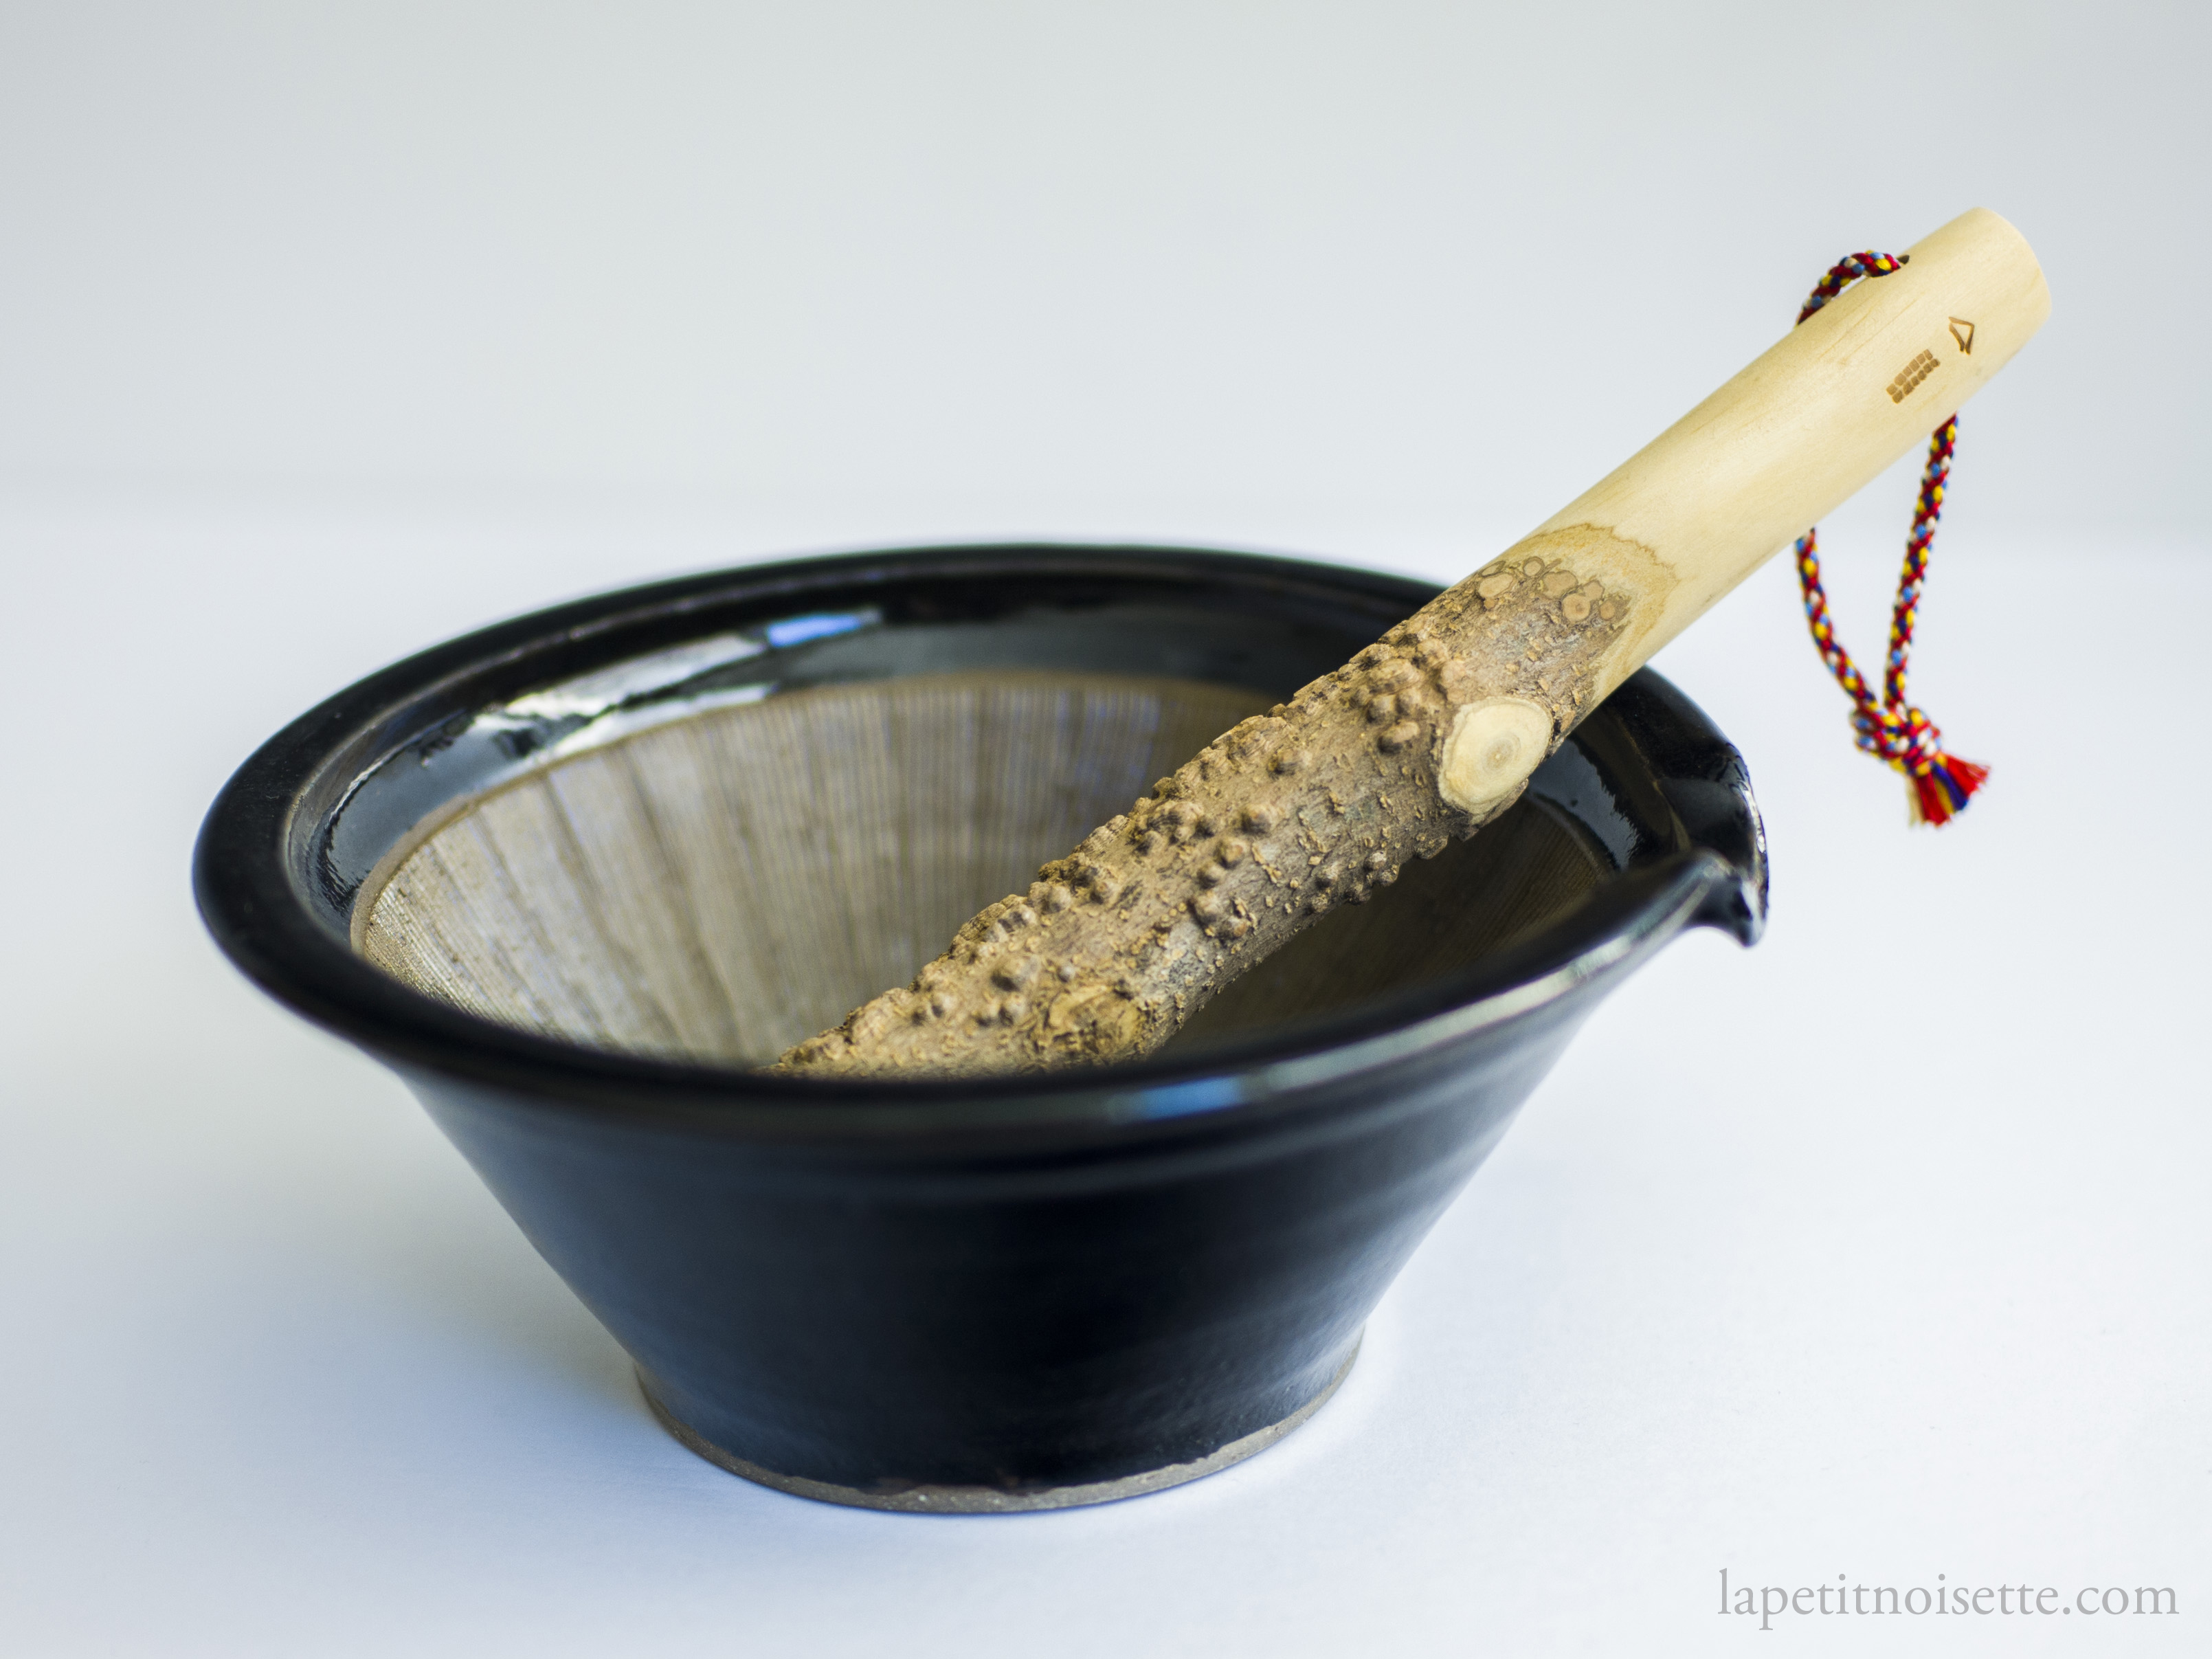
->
777, 207, 2050, 1078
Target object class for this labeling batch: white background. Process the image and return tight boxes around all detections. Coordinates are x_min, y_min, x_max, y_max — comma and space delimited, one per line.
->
2, 3, 2205, 1654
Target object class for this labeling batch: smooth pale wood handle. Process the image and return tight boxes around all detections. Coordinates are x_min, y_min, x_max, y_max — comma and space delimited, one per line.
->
1532, 206, 2051, 707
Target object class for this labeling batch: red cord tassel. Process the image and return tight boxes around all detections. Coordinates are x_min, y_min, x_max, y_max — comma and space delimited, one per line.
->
1910, 755, 1989, 827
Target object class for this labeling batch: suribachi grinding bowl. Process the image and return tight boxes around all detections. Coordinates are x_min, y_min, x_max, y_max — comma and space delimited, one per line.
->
195, 545, 1766, 1512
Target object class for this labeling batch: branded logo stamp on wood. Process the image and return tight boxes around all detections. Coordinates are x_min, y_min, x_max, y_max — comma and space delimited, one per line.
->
1887, 348, 1940, 403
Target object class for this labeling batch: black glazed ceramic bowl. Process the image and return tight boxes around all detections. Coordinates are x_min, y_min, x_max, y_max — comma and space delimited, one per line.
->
195, 545, 1765, 1512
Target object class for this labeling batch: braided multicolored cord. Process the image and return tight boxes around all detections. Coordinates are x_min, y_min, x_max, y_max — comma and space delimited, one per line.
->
1791, 252, 1989, 826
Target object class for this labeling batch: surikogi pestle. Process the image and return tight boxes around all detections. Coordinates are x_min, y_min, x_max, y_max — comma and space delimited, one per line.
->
777, 207, 2048, 1080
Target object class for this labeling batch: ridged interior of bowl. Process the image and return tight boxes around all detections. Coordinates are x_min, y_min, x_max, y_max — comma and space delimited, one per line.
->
356, 669, 1607, 1069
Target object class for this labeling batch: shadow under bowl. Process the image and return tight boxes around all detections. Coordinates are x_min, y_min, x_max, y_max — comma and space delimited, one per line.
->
196, 544, 1766, 1511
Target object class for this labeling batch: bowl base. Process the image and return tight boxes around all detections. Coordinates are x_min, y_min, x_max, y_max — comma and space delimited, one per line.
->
640, 1338, 1359, 1513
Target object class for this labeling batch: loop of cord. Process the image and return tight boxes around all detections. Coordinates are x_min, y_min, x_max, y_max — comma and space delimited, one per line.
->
1791, 252, 1989, 827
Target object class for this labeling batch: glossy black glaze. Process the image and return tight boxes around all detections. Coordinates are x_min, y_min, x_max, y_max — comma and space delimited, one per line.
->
195, 545, 1767, 1505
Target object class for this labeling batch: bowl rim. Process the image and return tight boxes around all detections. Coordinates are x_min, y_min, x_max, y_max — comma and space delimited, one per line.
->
194, 542, 1761, 1145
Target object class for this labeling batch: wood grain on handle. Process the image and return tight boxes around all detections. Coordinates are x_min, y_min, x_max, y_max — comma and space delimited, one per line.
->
778, 208, 2049, 1078
1530, 205, 2051, 713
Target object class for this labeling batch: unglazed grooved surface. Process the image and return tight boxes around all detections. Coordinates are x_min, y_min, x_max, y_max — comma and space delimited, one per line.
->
355, 670, 1606, 1068
359, 673, 1266, 1065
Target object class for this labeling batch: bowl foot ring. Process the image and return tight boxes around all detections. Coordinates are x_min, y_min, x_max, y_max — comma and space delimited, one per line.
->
640, 1337, 1360, 1513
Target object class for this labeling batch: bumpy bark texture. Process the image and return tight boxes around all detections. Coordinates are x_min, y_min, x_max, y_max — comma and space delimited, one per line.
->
774, 548, 1634, 1077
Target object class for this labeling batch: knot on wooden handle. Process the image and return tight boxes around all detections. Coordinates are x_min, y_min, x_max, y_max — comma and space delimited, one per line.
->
1792, 252, 1988, 827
